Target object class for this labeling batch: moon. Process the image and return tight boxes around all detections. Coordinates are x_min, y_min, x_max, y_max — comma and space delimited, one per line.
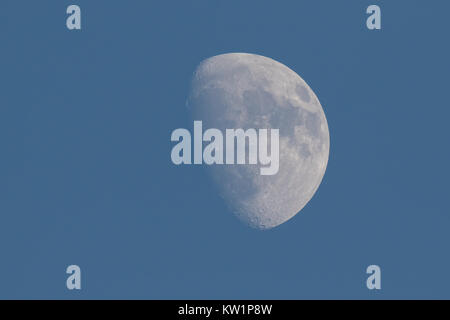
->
187, 53, 330, 230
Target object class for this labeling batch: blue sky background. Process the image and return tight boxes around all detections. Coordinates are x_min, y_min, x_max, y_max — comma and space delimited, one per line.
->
1, 0, 449, 299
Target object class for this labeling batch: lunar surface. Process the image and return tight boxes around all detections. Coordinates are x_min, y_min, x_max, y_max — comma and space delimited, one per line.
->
187, 53, 330, 230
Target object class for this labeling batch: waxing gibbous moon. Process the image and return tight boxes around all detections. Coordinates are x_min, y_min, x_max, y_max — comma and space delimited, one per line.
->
187, 53, 330, 230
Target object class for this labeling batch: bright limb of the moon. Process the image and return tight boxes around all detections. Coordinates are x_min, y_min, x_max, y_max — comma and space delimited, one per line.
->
187, 53, 330, 230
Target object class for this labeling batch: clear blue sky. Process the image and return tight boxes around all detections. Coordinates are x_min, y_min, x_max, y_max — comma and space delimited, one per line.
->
1, 0, 449, 299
